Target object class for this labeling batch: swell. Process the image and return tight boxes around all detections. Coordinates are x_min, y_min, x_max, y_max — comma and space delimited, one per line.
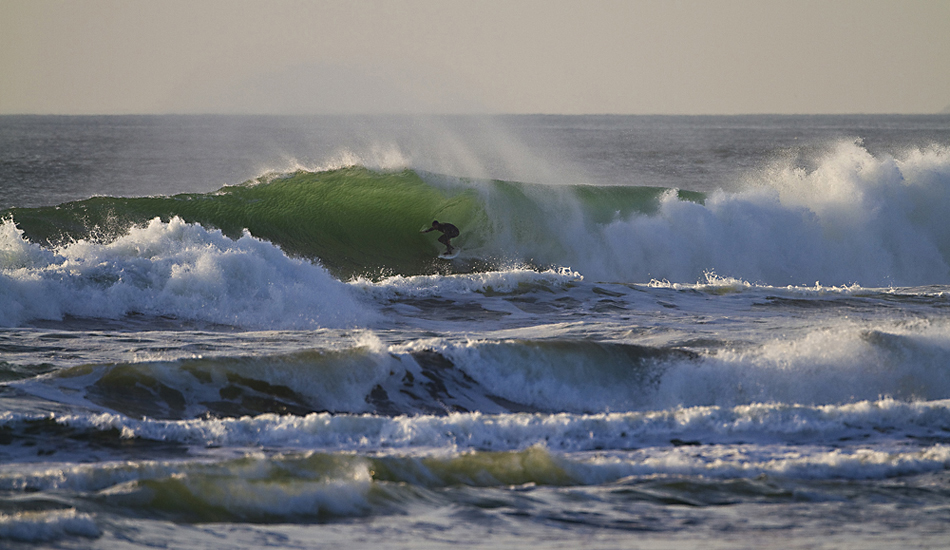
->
14, 321, 950, 419
3, 403, 950, 524
3, 441, 949, 538
9, 340, 696, 419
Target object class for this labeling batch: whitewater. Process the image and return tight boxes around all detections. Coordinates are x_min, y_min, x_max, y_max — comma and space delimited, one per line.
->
1, 114, 950, 549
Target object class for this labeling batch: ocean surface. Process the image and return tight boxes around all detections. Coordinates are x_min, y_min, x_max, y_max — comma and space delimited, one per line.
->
2, 114, 950, 549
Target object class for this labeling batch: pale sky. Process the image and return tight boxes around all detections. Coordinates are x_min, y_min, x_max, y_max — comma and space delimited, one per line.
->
2, 0, 949, 115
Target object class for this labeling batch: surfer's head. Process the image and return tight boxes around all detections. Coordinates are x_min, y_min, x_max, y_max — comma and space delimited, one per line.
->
432, 221, 439, 227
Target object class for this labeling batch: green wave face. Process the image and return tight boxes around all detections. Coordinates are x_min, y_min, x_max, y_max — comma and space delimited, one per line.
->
3, 167, 700, 279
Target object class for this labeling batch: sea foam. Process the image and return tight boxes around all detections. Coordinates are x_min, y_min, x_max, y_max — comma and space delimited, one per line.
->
601, 143, 950, 286
0, 217, 374, 328
447, 141, 950, 286
4, 397, 948, 455
0, 509, 100, 542
3, 398, 949, 484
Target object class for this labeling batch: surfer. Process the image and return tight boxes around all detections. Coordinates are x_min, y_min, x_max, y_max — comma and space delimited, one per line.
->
422, 220, 459, 255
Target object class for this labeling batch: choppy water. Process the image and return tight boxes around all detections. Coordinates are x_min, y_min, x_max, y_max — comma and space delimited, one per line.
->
2, 114, 950, 549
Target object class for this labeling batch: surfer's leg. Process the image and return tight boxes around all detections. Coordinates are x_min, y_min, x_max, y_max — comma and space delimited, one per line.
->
439, 234, 454, 253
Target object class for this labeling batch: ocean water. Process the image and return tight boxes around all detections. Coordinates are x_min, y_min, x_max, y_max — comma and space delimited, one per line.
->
2, 114, 950, 549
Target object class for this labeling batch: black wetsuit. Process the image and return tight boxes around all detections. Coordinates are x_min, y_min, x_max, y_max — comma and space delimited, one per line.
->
423, 222, 459, 253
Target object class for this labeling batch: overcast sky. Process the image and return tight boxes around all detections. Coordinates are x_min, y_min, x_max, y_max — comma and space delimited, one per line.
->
2, 0, 949, 115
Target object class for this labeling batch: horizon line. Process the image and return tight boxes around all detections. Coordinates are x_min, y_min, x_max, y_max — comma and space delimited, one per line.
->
2, 111, 949, 117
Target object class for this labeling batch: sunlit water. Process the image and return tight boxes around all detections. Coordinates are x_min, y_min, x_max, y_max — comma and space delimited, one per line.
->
2, 114, 950, 549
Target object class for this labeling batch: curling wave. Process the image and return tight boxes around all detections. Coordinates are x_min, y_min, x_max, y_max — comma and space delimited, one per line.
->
3, 140, 950, 288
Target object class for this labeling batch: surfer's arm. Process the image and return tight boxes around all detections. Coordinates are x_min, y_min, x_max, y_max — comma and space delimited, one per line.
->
420, 227, 434, 233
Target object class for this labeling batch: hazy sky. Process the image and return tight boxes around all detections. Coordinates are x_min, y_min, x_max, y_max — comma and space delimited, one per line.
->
2, 0, 949, 115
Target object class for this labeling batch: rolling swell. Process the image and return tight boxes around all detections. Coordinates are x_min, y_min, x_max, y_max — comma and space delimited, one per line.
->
12, 340, 698, 419
2, 167, 699, 280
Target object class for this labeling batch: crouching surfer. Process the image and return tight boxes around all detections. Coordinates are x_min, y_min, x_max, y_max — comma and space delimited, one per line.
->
421, 220, 459, 256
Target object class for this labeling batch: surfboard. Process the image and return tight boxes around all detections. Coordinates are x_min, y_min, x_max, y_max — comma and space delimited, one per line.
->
438, 249, 461, 260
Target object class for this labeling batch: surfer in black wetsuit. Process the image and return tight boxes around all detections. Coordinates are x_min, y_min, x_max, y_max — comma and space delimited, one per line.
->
422, 220, 459, 255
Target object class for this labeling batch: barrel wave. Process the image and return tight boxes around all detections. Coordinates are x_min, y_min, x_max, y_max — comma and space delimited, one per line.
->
5, 140, 950, 287
2, 166, 700, 281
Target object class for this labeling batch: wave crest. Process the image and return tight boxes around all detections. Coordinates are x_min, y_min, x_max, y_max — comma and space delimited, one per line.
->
5, 141, 950, 287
